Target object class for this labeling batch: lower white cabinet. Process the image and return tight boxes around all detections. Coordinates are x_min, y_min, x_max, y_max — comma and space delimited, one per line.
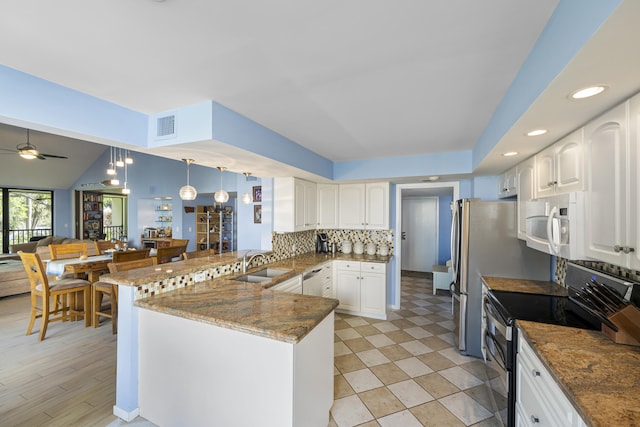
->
320, 262, 333, 298
334, 261, 387, 319
270, 275, 302, 294
516, 330, 585, 427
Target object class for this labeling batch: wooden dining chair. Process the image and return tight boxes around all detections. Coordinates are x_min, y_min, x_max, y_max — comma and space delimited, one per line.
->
111, 248, 150, 263
182, 249, 216, 260
155, 244, 188, 264
90, 257, 158, 334
170, 238, 189, 247
94, 240, 119, 254
49, 242, 89, 260
18, 251, 91, 341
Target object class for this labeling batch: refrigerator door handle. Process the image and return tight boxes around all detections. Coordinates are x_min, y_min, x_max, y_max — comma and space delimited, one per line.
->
450, 203, 460, 277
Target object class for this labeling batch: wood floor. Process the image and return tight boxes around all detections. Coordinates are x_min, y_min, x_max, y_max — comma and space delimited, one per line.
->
0, 293, 120, 426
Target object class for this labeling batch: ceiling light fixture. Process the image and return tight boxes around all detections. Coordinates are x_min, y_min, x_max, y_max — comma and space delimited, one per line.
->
503, 152, 519, 157
241, 173, 254, 204
214, 166, 229, 204
125, 150, 133, 164
570, 85, 607, 99
106, 147, 116, 175
179, 159, 197, 201
526, 129, 547, 137
122, 160, 131, 195
18, 130, 39, 159
116, 148, 125, 168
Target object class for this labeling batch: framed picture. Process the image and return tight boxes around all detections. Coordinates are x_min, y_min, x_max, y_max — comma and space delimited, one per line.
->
252, 186, 262, 202
254, 204, 262, 224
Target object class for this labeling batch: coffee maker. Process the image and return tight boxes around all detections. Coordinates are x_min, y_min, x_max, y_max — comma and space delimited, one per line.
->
316, 233, 328, 253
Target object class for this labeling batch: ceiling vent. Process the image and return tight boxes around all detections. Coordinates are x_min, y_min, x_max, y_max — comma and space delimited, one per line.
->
157, 115, 176, 138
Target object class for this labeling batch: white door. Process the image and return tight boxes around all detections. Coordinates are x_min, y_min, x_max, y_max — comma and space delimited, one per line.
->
401, 197, 438, 272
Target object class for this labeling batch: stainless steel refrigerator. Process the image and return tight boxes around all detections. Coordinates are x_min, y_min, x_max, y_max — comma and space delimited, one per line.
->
450, 199, 551, 358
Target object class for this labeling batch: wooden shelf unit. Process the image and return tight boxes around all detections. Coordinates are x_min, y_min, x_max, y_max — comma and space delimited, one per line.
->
196, 206, 234, 254
82, 192, 103, 240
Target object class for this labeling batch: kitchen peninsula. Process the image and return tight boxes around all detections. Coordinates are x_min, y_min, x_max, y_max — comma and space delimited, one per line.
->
99, 251, 351, 427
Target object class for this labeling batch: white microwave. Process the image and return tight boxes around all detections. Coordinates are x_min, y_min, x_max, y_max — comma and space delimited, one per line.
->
524, 192, 585, 259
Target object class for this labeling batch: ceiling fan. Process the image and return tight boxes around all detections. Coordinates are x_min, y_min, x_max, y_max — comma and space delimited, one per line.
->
0, 129, 68, 160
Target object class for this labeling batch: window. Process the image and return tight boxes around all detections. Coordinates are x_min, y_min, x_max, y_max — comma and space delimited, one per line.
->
1, 189, 53, 253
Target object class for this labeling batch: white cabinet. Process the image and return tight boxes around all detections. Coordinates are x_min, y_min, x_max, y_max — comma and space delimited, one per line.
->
516, 332, 585, 427
317, 184, 339, 229
339, 182, 389, 230
334, 260, 387, 319
498, 166, 517, 198
270, 275, 302, 294
583, 101, 639, 268
274, 177, 317, 232
534, 129, 584, 198
320, 261, 333, 298
516, 157, 536, 240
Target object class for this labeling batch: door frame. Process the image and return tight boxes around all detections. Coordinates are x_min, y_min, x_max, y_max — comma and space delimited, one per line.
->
393, 182, 459, 309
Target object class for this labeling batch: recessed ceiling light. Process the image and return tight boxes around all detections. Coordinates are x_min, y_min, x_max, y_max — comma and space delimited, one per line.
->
526, 129, 547, 137
570, 85, 607, 99
503, 152, 518, 157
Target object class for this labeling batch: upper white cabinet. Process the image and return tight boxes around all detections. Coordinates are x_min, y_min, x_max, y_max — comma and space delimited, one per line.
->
316, 184, 339, 229
274, 177, 317, 232
534, 128, 584, 198
339, 182, 390, 230
516, 157, 535, 240
498, 166, 517, 198
584, 98, 639, 269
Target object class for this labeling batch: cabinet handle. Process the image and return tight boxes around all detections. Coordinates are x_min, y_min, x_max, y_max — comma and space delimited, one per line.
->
531, 369, 541, 377
624, 246, 635, 254
614, 245, 623, 253
530, 415, 540, 424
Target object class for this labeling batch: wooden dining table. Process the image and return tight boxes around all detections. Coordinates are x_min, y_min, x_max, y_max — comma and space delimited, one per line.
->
46, 254, 113, 283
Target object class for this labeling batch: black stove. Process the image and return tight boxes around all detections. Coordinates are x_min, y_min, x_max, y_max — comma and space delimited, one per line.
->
487, 290, 601, 331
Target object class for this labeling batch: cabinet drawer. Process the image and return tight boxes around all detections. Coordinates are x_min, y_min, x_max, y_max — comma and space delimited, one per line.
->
335, 261, 359, 271
361, 262, 385, 274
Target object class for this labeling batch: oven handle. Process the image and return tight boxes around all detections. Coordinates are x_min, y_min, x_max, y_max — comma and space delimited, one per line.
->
484, 301, 509, 339
485, 331, 507, 371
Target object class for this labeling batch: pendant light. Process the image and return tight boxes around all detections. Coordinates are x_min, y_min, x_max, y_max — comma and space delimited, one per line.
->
116, 148, 125, 168
214, 166, 229, 204
125, 150, 133, 164
122, 161, 131, 195
179, 159, 197, 201
106, 147, 116, 175
241, 172, 253, 204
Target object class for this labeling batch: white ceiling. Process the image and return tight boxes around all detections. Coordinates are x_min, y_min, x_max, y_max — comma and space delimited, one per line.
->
1, 1, 638, 189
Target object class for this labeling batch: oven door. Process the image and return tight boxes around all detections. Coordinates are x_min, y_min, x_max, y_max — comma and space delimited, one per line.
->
483, 298, 509, 390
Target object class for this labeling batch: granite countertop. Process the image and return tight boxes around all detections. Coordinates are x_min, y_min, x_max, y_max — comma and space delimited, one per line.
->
482, 276, 568, 296
518, 320, 640, 427
135, 279, 339, 344
104, 251, 389, 344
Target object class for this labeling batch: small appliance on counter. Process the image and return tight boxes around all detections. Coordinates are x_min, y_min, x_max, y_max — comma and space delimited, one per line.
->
316, 233, 328, 253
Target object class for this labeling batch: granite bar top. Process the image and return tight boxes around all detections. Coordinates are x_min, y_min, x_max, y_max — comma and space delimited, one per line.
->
518, 320, 640, 427
135, 279, 339, 344
482, 276, 568, 296
100, 250, 391, 287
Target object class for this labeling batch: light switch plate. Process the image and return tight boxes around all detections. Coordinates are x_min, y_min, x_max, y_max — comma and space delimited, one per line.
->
194, 272, 206, 283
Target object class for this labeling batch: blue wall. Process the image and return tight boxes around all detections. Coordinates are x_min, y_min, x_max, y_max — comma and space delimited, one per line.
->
437, 194, 453, 264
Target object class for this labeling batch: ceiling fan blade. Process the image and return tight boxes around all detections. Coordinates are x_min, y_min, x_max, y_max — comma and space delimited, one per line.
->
0, 147, 16, 154
41, 153, 68, 159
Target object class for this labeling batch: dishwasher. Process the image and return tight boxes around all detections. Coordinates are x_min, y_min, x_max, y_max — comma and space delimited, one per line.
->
302, 268, 324, 296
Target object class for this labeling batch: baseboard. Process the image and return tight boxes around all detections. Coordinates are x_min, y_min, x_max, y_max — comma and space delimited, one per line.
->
113, 405, 140, 422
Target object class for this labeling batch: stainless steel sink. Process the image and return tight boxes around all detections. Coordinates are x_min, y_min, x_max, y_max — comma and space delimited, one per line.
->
248, 268, 290, 278
233, 268, 290, 283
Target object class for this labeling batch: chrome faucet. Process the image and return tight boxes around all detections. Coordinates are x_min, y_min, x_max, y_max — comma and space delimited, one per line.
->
242, 251, 267, 273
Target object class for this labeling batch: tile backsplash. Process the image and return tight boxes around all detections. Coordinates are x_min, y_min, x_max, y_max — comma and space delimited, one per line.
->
271, 229, 394, 258
555, 257, 640, 286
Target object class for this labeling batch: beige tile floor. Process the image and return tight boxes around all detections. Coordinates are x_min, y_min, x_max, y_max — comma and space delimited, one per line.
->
0, 272, 504, 426
329, 273, 505, 427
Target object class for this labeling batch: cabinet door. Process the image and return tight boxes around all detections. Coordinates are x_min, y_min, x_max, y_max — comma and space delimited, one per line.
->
335, 270, 361, 311
365, 183, 389, 229
628, 95, 640, 269
317, 184, 339, 229
499, 167, 517, 198
534, 146, 556, 198
303, 180, 317, 230
555, 128, 584, 194
361, 277, 385, 316
516, 157, 535, 240
339, 184, 365, 229
584, 103, 628, 265
294, 179, 307, 231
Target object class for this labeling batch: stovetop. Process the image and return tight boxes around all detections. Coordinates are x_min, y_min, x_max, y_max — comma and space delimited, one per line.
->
487, 290, 601, 330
